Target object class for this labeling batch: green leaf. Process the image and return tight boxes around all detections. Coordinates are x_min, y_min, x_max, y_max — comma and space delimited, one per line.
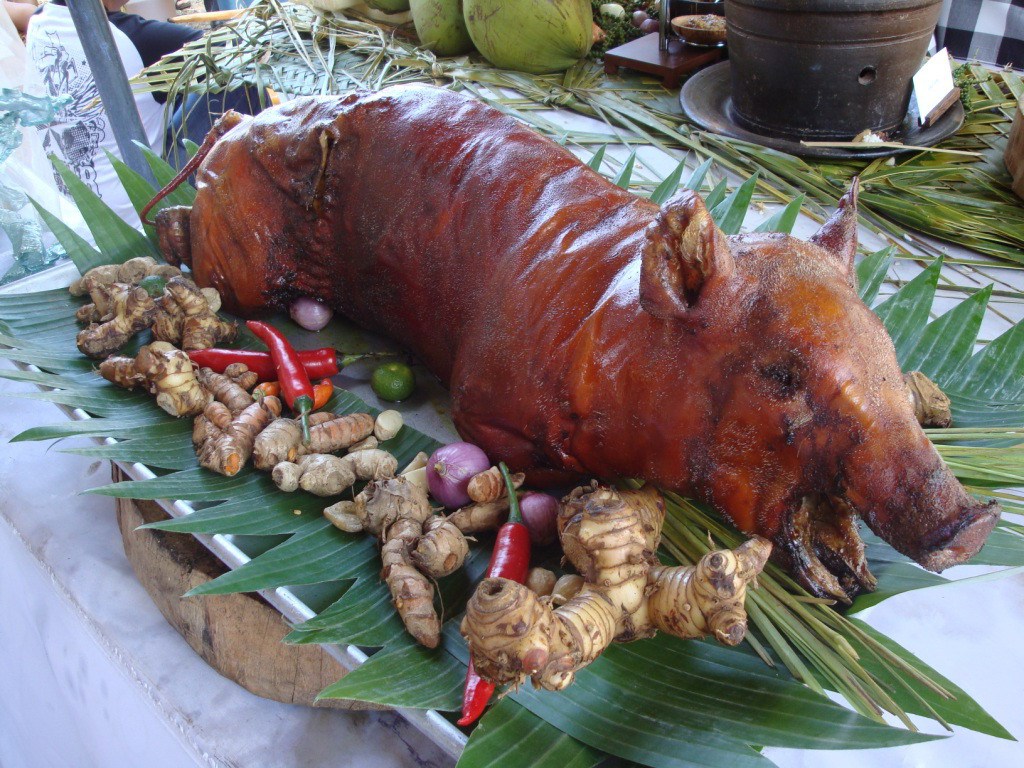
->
848, 532, 949, 612
649, 160, 686, 205
587, 145, 606, 172
185, 518, 376, 596
709, 174, 758, 235
973, 523, 1024, 567
29, 197, 105, 274
754, 194, 805, 234
286, 576, 406, 647
702, 178, 729, 211
873, 259, 942, 364
953, 321, 1024, 401
612, 150, 637, 189
903, 285, 990, 382
507, 635, 937, 768
459, 698, 604, 768
848, 620, 1013, 740
138, 142, 198, 205
49, 155, 159, 262
684, 158, 713, 192
317, 636, 465, 711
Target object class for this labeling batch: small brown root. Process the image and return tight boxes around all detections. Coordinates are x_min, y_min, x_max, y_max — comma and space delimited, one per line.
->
447, 498, 511, 533
411, 516, 469, 578
197, 367, 254, 415
525, 567, 557, 597
467, 466, 525, 503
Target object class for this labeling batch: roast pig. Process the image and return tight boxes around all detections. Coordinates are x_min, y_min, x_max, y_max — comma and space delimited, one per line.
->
155, 85, 999, 600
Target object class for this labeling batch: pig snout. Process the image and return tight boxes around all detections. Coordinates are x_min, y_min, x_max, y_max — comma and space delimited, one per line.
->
840, 438, 999, 572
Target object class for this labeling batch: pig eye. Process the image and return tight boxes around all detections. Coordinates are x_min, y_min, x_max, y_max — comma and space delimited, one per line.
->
759, 361, 802, 398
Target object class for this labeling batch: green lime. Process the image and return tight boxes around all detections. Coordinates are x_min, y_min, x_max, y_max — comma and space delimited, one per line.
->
138, 274, 168, 298
371, 362, 416, 402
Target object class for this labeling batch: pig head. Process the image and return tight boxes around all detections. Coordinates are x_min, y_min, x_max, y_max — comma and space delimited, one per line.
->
634, 181, 1000, 599
158, 87, 998, 601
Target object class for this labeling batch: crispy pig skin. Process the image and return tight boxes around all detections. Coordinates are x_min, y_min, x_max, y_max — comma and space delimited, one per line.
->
176, 86, 998, 599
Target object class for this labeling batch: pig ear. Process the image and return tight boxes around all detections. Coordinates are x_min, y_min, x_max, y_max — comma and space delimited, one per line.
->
810, 178, 859, 282
640, 190, 735, 319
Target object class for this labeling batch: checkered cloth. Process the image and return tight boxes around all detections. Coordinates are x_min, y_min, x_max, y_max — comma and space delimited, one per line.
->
934, 0, 1024, 68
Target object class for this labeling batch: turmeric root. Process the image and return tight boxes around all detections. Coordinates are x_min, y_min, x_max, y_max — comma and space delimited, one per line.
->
197, 366, 254, 415
253, 418, 303, 470
305, 412, 375, 454
904, 371, 952, 428
467, 466, 525, 503
194, 396, 282, 476
271, 449, 398, 495
76, 284, 157, 358
461, 485, 771, 690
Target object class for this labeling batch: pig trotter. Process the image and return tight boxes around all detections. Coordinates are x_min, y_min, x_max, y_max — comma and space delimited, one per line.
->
783, 495, 877, 603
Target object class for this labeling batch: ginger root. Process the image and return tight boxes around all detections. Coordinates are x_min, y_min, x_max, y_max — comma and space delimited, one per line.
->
271, 449, 398, 495
153, 276, 236, 350
194, 396, 282, 476
76, 284, 157, 359
467, 466, 525, 503
447, 498, 512, 533
321, 476, 474, 648
100, 341, 211, 417
328, 477, 443, 647
461, 485, 771, 690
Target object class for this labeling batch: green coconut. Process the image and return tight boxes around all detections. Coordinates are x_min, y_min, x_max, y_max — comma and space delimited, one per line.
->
364, 0, 411, 12
410, 0, 474, 56
464, 0, 593, 74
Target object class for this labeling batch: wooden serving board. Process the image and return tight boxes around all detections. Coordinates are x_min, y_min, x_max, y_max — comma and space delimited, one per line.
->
113, 465, 380, 710
1006, 99, 1024, 200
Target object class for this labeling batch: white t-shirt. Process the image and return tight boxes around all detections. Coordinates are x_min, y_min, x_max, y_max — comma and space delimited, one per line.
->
25, 4, 168, 227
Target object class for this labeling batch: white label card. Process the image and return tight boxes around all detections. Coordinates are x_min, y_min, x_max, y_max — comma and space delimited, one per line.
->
913, 48, 958, 126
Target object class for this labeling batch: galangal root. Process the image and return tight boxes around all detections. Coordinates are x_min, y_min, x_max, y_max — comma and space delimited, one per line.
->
461, 484, 770, 690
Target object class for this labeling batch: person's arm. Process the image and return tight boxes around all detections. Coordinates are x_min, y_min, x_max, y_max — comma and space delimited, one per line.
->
4, 0, 37, 35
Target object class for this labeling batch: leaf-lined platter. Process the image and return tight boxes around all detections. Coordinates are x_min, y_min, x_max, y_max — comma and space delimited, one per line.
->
2, 116, 1024, 768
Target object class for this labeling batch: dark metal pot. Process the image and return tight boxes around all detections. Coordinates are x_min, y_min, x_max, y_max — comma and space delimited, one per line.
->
725, 0, 943, 140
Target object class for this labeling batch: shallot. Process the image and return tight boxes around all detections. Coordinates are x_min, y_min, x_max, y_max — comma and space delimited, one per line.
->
426, 442, 490, 508
289, 296, 334, 331
519, 491, 560, 545
639, 18, 659, 34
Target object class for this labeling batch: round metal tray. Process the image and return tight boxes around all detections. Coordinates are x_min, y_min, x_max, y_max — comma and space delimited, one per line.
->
679, 61, 965, 160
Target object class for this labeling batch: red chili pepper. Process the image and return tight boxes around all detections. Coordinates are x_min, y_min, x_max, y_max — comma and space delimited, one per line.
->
188, 347, 383, 382
458, 462, 531, 727
246, 320, 315, 443
312, 378, 334, 410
